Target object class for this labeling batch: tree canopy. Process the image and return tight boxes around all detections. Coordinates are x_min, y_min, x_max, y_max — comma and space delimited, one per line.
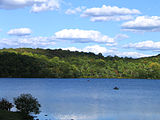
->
0, 48, 160, 79
14, 94, 41, 115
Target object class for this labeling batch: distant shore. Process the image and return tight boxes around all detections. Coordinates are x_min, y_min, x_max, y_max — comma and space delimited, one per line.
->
0, 48, 160, 79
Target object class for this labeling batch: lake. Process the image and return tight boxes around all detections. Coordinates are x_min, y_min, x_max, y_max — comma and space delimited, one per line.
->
0, 78, 160, 120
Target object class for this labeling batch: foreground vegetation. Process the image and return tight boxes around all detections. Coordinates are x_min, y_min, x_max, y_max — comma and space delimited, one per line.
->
0, 110, 24, 120
0, 48, 160, 79
0, 94, 40, 120
0, 110, 32, 120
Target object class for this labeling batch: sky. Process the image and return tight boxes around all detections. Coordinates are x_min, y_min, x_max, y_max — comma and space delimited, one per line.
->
0, 0, 160, 58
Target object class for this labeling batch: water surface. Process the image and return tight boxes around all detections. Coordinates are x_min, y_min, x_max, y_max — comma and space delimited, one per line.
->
0, 78, 160, 120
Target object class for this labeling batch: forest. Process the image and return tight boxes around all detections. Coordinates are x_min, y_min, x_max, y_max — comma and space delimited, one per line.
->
0, 48, 160, 79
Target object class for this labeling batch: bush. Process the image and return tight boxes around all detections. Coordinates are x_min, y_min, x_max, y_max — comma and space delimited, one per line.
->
0, 98, 13, 111
14, 94, 41, 115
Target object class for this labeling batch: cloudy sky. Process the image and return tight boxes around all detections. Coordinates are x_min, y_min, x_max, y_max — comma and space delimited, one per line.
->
0, 0, 160, 58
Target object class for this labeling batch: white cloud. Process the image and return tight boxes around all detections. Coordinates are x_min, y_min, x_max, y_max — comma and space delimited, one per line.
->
89, 15, 133, 22
62, 45, 151, 58
31, 0, 60, 12
124, 40, 160, 51
7, 28, 32, 36
65, 6, 86, 15
81, 5, 141, 22
114, 34, 129, 40
121, 16, 160, 32
105, 43, 117, 47
115, 51, 151, 58
0, 33, 151, 58
0, 0, 33, 9
3, 28, 129, 49
0, 0, 60, 12
54, 29, 115, 44
83, 45, 107, 54
62, 47, 81, 51
0, 36, 55, 48
62, 45, 108, 54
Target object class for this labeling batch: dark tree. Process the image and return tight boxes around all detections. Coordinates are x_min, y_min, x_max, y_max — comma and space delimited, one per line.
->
0, 98, 13, 111
14, 94, 41, 114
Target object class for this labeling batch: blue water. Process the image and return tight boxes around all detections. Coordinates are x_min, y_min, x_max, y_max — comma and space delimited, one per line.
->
0, 78, 160, 120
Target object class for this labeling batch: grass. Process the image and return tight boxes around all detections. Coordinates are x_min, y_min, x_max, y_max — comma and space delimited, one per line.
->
0, 110, 33, 120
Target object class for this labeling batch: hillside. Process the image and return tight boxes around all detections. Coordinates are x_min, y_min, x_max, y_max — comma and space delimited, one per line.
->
0, 48, 160, 79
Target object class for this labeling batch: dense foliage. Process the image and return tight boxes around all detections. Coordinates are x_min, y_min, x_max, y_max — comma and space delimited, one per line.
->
14, 94, 41, 114
0, 48, 160, 79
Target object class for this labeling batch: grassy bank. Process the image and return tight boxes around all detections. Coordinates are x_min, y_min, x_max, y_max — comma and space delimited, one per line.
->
0, 110, 33, 120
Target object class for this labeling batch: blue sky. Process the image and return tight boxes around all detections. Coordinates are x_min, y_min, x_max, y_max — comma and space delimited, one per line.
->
0, 0, 160, 58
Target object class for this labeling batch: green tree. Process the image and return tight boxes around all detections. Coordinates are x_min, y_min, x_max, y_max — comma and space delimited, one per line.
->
0, 98, 13, 111
14, 94, 41, 115
148, 62, 160, 79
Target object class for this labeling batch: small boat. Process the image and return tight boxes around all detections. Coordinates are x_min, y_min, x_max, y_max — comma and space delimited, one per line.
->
113, 86, 119, 90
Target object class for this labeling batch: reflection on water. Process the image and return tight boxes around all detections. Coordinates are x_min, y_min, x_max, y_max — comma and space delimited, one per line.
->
0, 78, 160, 120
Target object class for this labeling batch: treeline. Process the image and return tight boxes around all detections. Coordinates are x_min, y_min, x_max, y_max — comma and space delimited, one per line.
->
0, 48, 160, 79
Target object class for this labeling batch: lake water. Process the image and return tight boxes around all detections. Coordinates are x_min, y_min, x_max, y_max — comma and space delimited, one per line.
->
0, 78, 160, 120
